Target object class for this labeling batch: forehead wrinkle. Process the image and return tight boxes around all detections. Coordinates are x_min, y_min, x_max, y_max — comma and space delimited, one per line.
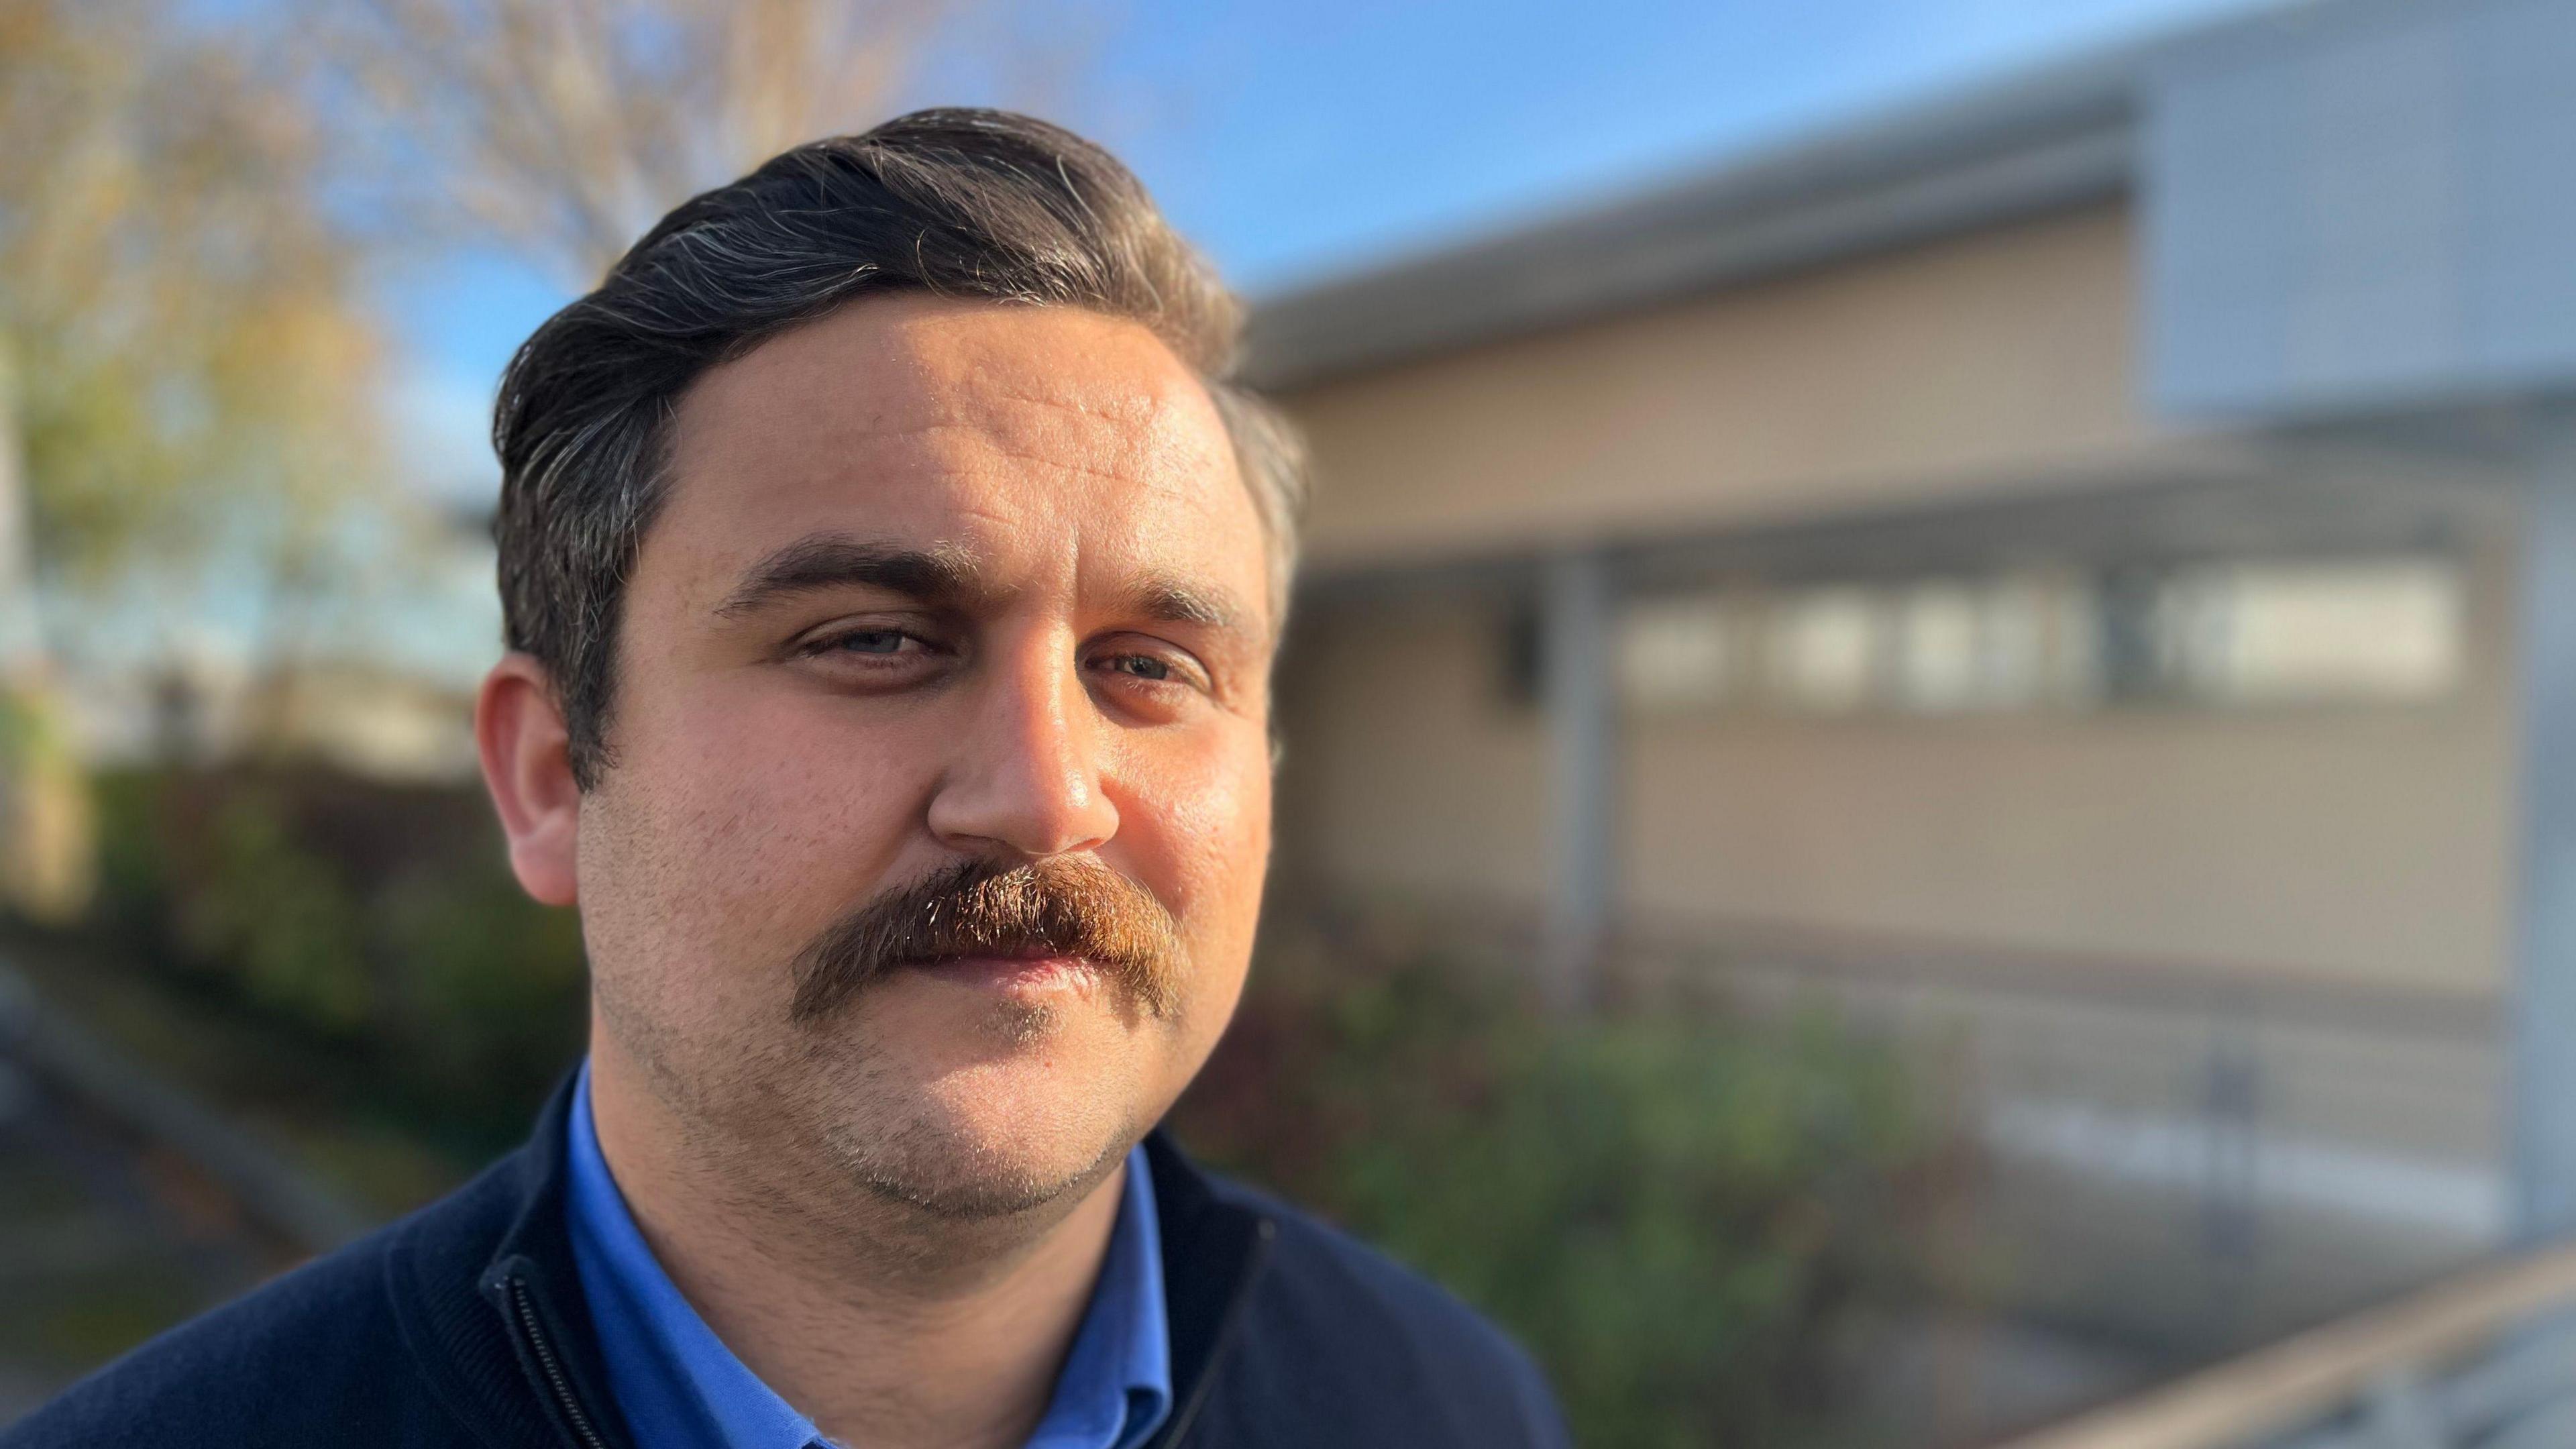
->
673, 295, 1222, 451
826, 366, 1220, 459
769, 361, 1189, 433
968, 437, 1216, 492
910, 378, 1218, 448
940, 373, 1179, 422
799, 410, 1232, 504
675, 347, 1230, 507
670, 383, 1175, 489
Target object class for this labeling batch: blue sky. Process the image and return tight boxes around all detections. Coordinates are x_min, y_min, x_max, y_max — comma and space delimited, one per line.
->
380, 0, 2284, 503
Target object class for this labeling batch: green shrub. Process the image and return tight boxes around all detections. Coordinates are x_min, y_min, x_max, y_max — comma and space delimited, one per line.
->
83, 765, 588, 1155
199, 789, 374, 1032
1174, 924, 1957, 1449
376, 848, 589, 1138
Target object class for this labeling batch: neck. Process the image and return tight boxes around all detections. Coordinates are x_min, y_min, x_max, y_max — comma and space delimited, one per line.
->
586, 1036, 1128, 1449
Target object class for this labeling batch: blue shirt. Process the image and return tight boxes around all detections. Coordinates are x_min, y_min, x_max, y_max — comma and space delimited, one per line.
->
564, 1063, 1172, 1449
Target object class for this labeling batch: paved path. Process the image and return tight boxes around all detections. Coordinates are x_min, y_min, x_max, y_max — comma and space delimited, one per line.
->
0, 1053, 274, 1423
0, 959, 366, 1427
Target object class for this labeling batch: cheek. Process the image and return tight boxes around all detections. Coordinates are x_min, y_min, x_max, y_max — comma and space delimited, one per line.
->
1108, 725, 1273, 953
588, 680, 936, 979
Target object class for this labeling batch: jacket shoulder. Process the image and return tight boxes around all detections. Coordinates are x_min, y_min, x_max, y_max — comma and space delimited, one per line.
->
0, 1166, 518, 1449
1194, 1175, 1571, 1449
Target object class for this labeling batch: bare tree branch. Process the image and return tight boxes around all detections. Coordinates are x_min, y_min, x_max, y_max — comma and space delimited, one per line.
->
319, 0, 1034, 285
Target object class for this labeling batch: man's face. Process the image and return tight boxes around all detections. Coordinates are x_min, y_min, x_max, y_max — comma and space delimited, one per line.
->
572, 294, 1274, 1217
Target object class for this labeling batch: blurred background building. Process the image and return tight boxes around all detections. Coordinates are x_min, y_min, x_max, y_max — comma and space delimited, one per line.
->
1260, 0, 2561, 1391
12, 0, 2576, 1446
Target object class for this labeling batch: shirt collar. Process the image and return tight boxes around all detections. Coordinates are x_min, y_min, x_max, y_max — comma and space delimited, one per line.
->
563, 1060, 1171, 1449
1032, 1125, 1170, 1449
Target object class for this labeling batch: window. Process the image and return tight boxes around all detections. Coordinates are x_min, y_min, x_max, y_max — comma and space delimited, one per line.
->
1891, 576, 2057, 712
2120, 557, 2464, 705
1511, 552, 2464, 720
1765, 587, 1882, 714
1617, 592, 1737, 711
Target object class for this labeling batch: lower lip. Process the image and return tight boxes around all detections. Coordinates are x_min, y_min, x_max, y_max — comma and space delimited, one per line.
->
911, 955, 1100, 993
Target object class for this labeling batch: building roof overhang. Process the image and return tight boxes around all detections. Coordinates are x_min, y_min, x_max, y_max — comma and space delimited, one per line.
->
1240, 44, 2152, 392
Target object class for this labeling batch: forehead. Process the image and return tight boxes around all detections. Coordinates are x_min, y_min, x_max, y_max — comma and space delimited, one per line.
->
651, 294, 1261, 610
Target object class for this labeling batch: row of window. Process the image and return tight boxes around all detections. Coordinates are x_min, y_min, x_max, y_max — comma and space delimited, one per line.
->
1510, 555, 2465, 716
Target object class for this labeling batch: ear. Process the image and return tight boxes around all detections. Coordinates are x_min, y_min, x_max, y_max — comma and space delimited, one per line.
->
476, 651, 582, 907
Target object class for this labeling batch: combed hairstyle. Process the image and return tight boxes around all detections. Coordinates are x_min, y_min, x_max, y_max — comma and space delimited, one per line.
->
492, 107, 1307, 790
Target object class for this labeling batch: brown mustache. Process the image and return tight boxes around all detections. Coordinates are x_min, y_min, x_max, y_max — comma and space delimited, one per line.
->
788, 857, 1184, 1024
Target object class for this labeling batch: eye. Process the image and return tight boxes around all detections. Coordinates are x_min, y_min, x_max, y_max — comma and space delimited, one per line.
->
790, 624, 947, 670
1105, 654, 1173, 682
830, 629, 909, 655
1085, 643, 1210, 707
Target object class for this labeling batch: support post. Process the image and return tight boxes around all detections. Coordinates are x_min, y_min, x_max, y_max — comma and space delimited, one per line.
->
2514, 425, 2576, 1246
1540, 548, 1616, 1010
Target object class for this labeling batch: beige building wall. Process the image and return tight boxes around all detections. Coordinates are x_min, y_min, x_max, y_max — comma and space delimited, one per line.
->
1268, 196, 2523, 998
1277, 530, 2518, 996
1614, 531, 2519, 995
1273, 592, 1548, 904
1284, 203, 2172, 571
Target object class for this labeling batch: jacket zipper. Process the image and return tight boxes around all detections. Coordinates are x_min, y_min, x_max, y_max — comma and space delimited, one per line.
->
506, 1271, 613, 1449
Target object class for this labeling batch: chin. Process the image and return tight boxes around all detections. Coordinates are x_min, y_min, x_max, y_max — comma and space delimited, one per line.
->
810, 1009, 1149, 1220
835, 1092, 1135, 1221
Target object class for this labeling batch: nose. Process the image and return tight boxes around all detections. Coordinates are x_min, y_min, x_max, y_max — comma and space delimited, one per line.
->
924, 631, 1120, 859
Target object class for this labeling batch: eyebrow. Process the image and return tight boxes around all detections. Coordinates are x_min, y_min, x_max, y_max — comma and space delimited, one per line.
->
1130, 574, 1249, 635
710, 532, 1260, 641
712, 535, 992, 619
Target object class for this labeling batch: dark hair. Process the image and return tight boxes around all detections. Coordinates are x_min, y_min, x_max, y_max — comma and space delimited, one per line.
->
492, 108, 1306, 790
